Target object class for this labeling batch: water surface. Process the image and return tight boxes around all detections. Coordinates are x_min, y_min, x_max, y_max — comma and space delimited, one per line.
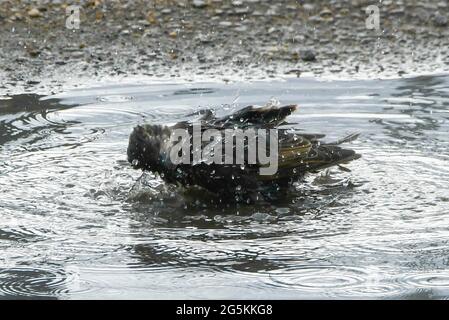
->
1, 75, 449, 299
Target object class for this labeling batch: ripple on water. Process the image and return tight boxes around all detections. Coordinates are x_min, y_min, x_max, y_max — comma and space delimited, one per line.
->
147, 105, 199, 124
342, 283, 406, 299
0, 266, 101, 298
0, 226, 52, 243
399, 271, 449, 289
173, 88, 215, 96
266, 266, 369, 295
96, 95, 134, 102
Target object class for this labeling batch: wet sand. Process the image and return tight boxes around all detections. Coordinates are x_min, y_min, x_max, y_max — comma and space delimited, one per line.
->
0, 0, 448, 94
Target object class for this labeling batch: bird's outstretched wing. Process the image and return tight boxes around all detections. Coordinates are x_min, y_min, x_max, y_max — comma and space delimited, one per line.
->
171, 104, 360, 198
210, 104, 297, 128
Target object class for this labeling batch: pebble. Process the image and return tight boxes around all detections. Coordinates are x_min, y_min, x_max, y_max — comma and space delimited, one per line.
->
28, 8, 41, 18
234, 25, 248, 32
301, 50, 316, 62
196, 34, 211, 43
320, 8, 332, 17
266, 7, 277, 16
330, 66, 342, 73
309, 15, 322, 23
193, 0, 207, 8
285, 69, 301, 77
235, 7, 250, 15
293, 35, 305, 42
437, 1, 448, 9
390, 8, 405, 15
146, 11, 157, 24
27, 48, 41, 57
219, 21, 233, 27
414, 9, 431, 22
303, 4, 315, 12
433, 13, 448, 27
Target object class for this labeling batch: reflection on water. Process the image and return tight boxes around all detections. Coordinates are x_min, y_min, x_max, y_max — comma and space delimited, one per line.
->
1, 74, 449, 299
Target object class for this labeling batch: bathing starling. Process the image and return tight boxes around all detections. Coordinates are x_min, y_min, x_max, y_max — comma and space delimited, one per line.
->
127, 104, 361, 202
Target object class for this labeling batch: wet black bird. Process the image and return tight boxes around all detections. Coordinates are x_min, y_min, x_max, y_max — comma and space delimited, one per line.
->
127, 104, 361, 202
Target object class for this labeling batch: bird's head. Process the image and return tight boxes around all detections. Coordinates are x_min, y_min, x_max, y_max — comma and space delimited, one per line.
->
127, 124, 171, 172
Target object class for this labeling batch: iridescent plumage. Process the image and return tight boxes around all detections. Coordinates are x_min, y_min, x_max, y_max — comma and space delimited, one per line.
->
127, 104, 360, 202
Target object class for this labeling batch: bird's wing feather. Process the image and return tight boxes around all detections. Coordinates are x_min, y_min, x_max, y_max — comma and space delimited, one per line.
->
164, 104, 360, 191
211, 104, 297, 128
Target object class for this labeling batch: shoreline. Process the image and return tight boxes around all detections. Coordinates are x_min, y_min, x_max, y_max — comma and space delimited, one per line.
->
1, 0, 448, 95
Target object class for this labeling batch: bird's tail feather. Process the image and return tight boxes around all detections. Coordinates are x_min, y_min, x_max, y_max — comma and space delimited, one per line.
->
323, 133, 360, 146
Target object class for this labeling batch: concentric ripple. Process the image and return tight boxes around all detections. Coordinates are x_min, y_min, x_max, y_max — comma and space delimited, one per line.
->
400, 272, 449, 288
0, 266, 100, 298
267, 266, 368, 292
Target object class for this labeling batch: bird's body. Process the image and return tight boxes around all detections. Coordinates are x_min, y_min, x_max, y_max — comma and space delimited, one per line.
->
127, 104, 361, 202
